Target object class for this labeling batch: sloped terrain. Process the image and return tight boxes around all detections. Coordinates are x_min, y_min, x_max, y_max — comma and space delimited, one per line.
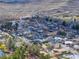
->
43, 0, 79, 16
0, 0, 79, 20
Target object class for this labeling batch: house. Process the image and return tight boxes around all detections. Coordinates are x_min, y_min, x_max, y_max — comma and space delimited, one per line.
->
64, 41, 73, 45
73, 45, 79, 50
64, 41, 74, 47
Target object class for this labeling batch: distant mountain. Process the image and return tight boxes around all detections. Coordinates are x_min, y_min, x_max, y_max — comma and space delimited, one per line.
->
0, 0, 42, 3
0, 0, 65, 3
0, 0, 29, 3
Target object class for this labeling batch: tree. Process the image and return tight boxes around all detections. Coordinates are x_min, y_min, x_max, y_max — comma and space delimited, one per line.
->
72, 24, 79, 30
58, 31, 66, 36
62, 21, 67, 26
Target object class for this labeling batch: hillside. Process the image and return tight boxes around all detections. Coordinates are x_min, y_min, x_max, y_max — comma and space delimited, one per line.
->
0, 0, 79, 20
